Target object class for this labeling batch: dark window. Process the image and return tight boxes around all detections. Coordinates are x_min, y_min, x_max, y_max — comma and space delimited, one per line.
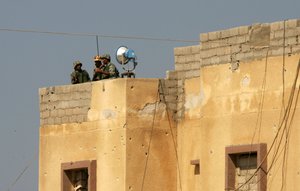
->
225, 144, 267, 191
61, 160, 96, 191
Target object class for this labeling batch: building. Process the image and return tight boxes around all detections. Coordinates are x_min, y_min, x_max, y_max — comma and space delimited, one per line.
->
39, 19, 300, 191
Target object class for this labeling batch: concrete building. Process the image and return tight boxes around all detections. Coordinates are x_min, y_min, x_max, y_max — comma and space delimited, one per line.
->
39, 19, 300, 191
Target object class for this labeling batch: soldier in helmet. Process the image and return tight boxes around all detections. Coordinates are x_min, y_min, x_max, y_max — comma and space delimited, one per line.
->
92, 55, 103, 81
93, 54, 119, 80
70, 60, 91, 84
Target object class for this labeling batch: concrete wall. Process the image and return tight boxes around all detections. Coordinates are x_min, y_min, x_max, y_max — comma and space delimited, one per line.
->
178, 55, 300, 191
165, 19, 300, 122
173, 18, 300, 191
39, 79, 177, 191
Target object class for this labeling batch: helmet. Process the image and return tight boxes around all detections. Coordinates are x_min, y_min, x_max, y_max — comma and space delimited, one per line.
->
94, 55, 101, 61
73, 60, 82, 68
100, 54, 111, 61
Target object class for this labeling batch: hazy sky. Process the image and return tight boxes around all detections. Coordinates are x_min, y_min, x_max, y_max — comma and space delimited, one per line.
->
0, 0, 299, 190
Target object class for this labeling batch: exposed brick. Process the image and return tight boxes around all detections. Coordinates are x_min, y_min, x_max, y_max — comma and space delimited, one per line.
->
186, 54, 196, 62
208, 31, 221, 40
285, 28, 299, 37
286, 36, 298, 45
270, 38, 284, 47
200, 33, 209, 42
292, 45, 300, 53
219, 55, 231, 63
174, 46, 192, 55
166, 71, 178, 80
164, 80, 178, 88
274, 30, 284, 38
191, 45, 201, 54
270, 21, 284, 31
238, 26, 250, 35
286, 19, 297, 28
270, 47, 284, 56
175, 63, 186, 71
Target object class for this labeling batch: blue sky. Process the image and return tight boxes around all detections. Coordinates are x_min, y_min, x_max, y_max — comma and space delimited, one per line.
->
0, 0, 299, 190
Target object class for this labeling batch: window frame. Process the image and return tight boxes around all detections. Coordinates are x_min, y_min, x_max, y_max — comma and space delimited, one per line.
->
61, 160, 96, 191
225, 144, 267, 191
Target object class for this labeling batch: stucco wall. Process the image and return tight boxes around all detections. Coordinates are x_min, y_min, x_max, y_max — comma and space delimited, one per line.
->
178, 55, 300, 190
39, 79, 177, 191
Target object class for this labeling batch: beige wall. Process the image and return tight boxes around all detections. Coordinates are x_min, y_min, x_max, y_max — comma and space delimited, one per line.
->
178, 55, 300, 190
39, 79, 177, 191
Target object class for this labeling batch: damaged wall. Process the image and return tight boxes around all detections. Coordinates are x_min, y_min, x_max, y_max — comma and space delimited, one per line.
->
173, 19, 300, 191
39, 79, 177, 191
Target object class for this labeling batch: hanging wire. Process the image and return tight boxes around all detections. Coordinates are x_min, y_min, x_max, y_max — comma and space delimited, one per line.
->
159, 79, 183, 191
6, 152, 38, 191
234, 59, 300, 191
0, 28, 199, 43
140, 85, 160, 191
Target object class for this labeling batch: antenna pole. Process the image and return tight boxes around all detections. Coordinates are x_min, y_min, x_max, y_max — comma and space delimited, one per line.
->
96, 35, 100, 56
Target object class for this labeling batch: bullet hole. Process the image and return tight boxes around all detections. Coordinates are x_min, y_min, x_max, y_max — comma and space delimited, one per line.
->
131, 86, 134, 90
145, 152, 148, 156
210, 150, 213, 154
165, 132, 169, 136
109, 129, 112, 132
141, 144, 144, 147
53, 106, 56, 109
129, 186, 132, 190
129, 137, 132, 141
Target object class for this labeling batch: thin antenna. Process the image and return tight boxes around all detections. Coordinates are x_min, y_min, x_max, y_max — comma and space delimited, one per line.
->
96, 35, 100, 55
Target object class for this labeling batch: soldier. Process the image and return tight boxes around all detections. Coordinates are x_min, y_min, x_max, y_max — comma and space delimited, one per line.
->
92, 55, 103, 81
93, 54, 119, 80
70, 60, 91, 84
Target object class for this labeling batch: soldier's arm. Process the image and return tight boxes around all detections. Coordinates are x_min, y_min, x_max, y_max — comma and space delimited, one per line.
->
71, 72, 78, 84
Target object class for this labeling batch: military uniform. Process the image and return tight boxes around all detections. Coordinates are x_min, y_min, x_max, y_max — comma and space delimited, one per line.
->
93, 54, 119, 80
71, 61, 91, 84
101, 62, 119, 79
92, 55, 103, 81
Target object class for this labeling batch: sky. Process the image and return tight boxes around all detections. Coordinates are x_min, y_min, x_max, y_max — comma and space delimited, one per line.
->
0, 0, 299, 190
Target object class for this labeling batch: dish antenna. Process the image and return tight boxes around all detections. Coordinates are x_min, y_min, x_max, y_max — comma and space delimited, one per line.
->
116, 46, 138, 78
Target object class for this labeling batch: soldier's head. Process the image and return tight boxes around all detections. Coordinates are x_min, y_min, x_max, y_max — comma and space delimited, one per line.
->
73, 60, 82, 71
100, 54, 111, 64
93, 55, 102, 67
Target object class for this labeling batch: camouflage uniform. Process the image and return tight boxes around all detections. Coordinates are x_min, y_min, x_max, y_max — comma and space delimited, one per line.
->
100, 54, 119, 79
71, 61, 91, 84
101, 62, 119, 79
92, 55, 103, 81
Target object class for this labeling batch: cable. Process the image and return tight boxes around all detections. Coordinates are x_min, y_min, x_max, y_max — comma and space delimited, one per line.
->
6, 152, 38, 191
0, 28, 199, 43
159, 79, 183, 191
140, 85, 160, 191
234, 59, 300, 191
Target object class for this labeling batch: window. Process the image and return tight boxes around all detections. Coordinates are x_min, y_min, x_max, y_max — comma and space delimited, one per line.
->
61, 160, 96, 191
225, 144, 267, 191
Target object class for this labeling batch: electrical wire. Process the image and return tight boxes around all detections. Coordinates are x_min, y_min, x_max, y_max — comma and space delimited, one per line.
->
6, 152, 38, 191
140, 85, 160, 191
234, 59, 300, 191
159, 79, 183, 191
0, 28, 199, 43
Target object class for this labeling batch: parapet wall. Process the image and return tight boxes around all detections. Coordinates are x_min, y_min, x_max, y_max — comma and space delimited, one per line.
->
164, 18, 300, 122
39, 83, 92, 126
